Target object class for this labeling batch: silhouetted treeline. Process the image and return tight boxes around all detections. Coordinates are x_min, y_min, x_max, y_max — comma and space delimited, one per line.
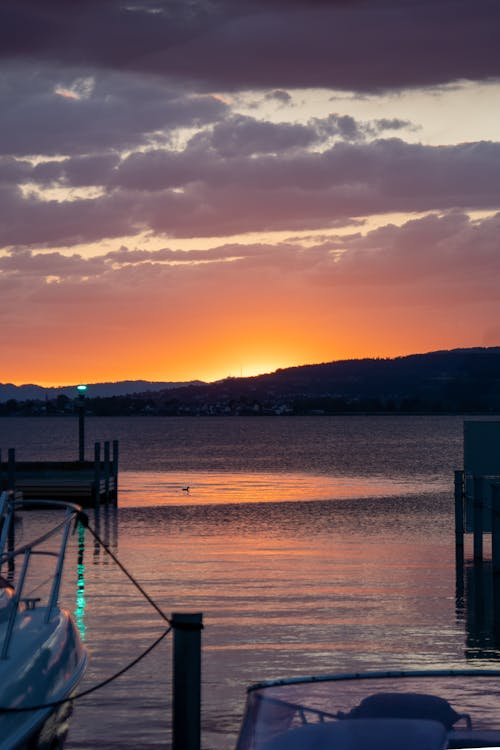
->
1, 347, 500, 416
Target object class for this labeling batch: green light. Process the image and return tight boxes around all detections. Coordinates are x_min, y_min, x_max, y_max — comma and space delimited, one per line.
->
77, 384, 87, 392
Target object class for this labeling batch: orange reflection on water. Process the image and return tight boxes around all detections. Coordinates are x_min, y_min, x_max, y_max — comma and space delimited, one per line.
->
119, 470, 446, 507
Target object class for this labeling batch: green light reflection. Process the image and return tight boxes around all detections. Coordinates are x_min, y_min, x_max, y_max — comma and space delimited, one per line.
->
74, 523, 87, 641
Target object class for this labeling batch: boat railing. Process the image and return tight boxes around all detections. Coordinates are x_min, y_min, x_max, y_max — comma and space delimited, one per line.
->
253, 691, 339, 724
0, 492, 83, 659
237, 669, 500, 750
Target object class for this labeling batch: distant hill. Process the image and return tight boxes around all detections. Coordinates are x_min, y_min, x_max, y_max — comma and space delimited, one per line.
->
146, 346, 500, 415
0, 379, 205, 402
2, 347, 500, 415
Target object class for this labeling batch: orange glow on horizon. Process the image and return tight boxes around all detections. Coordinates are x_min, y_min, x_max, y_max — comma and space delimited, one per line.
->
2, 338, 483, 388
1, 243, 496, 388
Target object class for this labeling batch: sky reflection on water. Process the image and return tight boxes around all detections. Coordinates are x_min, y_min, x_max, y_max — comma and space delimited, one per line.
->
119, 469, 449, 507
59, 485, 500, 750
4, 416, 498, 749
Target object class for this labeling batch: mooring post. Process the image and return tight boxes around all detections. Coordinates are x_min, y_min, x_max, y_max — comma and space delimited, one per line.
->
93, 442, 101, 507
473, 475, 484, 561
112, 439, 119, 504
492, 483, 500, 575
78, 397, 85, 462
454, 470, 464, 548
7, 449, 15, 569
171, 612, 203, 750
103, 441, 110, 503
493, 572, 500, 647
7, 449, 15, 493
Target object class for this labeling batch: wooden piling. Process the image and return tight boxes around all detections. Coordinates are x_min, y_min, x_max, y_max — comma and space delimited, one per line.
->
6, 451, 15, 572
454, 470, 464, 547
492, 483, 500, 574
103, 441, 110, 502
473, 475, 484, 561
172, 612, 203, 750
93, 442, 101, 507
7, 449, 15, 493
112, 440, 119, 504
78, 400, 85, 462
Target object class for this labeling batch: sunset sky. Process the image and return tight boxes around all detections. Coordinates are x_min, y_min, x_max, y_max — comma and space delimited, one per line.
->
1, 0, 500, 386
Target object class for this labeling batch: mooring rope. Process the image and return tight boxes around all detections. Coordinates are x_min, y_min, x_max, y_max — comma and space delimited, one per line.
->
78, 511, 171, 624
0, 514, 172, 713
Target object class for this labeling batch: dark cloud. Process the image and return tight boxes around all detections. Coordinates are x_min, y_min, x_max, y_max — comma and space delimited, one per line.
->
1, 1, 498, 92
0, 186, 138, 248
265, 90, 293, 105
187, 114, 317, 156
0, 157, 33, 185
2, 138, 500, 247
32, 154, 120, 188
313, 114, 363, 142
0, 2, 498, 254
0, 249, 105, 277
0, 65, 227, 157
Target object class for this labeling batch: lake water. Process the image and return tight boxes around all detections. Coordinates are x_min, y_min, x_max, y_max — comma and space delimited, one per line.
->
1, 415, 499, 749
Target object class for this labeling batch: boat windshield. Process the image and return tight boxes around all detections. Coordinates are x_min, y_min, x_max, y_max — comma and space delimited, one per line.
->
235, 670, 500, 750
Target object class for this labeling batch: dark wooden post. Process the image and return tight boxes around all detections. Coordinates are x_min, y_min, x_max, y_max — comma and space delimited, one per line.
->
93, 442, 101, 506
112, 439, 119, 504
493, 572, 500, 647
7, 449, 16, 571
104, 441, 110, 503
7, 449, 15, 493
492, 483, 500, 574
78, 397, 85, 462
473, 475, 484, 561
172, 612, 203, 750
454, 470, 464, 548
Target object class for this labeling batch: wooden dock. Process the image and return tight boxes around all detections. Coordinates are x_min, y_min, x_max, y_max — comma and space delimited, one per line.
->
455, 420, 500, 567
0, 441, 119, 507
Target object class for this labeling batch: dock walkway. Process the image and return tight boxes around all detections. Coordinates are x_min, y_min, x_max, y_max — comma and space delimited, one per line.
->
0, 442, 118, 507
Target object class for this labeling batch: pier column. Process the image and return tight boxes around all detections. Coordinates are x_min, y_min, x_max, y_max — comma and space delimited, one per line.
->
473, 475, 484, 561
172, 612, 203, 750
112, 440, 119, 504
103, 441, 110, 502
7, 449, 15, 493
492, 483, 500, 574
6, 449, 16, 571
78, 400, 85, 462
76, 385, 87, 462
93, 442, 101, 507
454, 470, 464, 548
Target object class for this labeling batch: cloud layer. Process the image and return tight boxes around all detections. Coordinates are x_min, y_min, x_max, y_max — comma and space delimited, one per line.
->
1, 1, 500, 382
2, 0, 499, 92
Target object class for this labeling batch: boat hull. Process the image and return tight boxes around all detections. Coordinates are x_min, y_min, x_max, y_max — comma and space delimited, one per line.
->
12, 698, 74, 750
0, 608, 87, 750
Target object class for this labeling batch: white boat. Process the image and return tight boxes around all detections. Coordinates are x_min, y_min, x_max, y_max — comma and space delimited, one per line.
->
235, 668, 500, 749
0, 493, 88, 750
